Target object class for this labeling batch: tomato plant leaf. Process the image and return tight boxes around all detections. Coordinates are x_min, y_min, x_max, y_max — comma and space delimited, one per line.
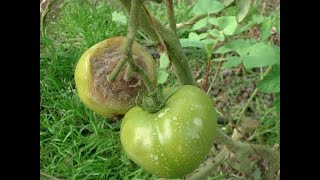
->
159, 53, 170, 69
208, 17, 218, 26
214, 39, 255, 56
217, 16, 238, 35
237, 0, 251, 22
257, 64, 280, 93
191, 0, 225, 15
221, 56, 242, 69
192, 17, 208, 30
157, 70, 169, 84
199, 32, 209, 40
222, 0, 235, 6
252, 167, 262, 180
243, 42, 280, 69
201, 39, 216, 46
179, 38, 204, 48
260, 19, 273, 41
188, 32, 200, 41
209, 29, 225, 41
236, 14, 265, 33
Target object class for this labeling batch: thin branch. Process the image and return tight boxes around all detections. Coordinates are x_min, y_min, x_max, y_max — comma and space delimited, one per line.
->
118, 0, 196, 85
206, 61, 222, 94
142, 4, 168, 53
187, 147, 228, 180
237, 66, 272, 124
165, 0, 177, 34
174, 13, 219, 30
216, 129, 280, 168
107, 0, 142, 82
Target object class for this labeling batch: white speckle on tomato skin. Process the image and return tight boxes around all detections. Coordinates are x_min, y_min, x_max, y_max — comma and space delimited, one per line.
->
193, 118, 203, 127
158, 112, 165, 118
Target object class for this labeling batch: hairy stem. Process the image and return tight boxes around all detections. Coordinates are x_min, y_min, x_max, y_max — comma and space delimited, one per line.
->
207, 61, 222, 94
124, 64, 133, 81
165, 0, 177, 34
118, 0, 195, 85
174, 13, 217, 29
216, 129, 279, 165
107, 0, 142, 82
187, 147, 228, 180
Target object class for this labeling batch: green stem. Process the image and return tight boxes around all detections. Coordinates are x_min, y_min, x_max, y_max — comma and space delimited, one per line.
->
165, 0, 177, 34
237, 88, 259, 124
187, 147, 228, 180
207, 61, 222, 94
107, 0, 142, 82
107, 57, 127, 82
118, 0, 196, 85
237, 66, 273, 124
124, 64, 133, 81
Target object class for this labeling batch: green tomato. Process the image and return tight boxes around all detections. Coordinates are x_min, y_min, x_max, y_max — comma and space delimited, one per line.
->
120, 85, 217, 178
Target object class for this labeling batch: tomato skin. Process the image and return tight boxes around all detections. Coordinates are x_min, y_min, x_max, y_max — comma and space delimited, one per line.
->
120, 85, 217, 178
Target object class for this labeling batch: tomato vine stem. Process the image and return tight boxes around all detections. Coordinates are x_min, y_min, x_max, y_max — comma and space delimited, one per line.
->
118, 0, 196, 85
107, 0, 162, 112
165, 0, 177, 34
107, 0, 141, 83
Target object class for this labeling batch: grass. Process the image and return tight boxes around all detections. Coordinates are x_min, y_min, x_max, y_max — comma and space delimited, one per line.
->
40, 0, 279, 179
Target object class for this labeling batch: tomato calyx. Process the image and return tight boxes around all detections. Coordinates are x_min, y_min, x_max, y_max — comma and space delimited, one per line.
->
136, 85, 179, 113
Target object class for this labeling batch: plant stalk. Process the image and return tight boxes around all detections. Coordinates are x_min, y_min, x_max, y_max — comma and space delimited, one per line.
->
107, 0, 142, 82
118, 0, 196, 85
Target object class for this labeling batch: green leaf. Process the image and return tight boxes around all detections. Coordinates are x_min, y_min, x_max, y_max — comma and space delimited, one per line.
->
214, 39, 255, 56
179, 38, 204, 48
157, 70, 169, 84
237, 0, 251, 22
208, 17, 218, 26
199, 33, 209, 40
222, 0, 235, 6
257, 65, 280, 93
217, 16, 238, 35
192, 17, 208, 30
188, 32, 200, 41
159, 53, 170, 69
191, 0, 225, 15
201, 39, 216, 45
209, 29, 225, 41
111, 11, 127, 25
243, 42, 280, 69
260, 19, 273, 41
236, 15, 265, 33
221, 56, 242, 69
252, 167, 262, 180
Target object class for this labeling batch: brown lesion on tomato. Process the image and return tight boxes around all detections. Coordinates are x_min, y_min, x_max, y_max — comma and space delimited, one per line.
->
90, 46, 150, 105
